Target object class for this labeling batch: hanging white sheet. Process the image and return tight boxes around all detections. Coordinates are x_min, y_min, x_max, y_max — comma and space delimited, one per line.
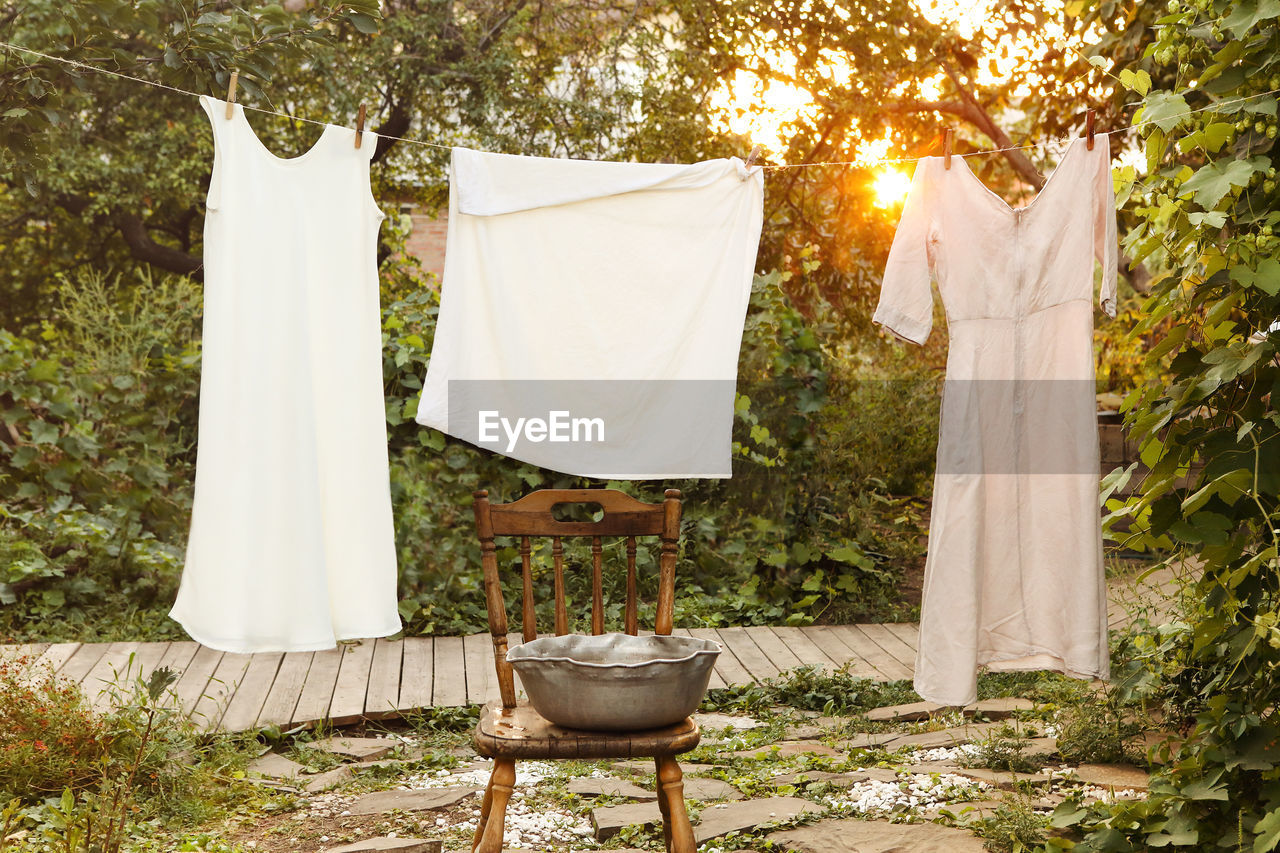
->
415, 148, 765, 479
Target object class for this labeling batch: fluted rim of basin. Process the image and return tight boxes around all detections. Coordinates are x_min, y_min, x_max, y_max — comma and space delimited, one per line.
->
507, 633, 721, 670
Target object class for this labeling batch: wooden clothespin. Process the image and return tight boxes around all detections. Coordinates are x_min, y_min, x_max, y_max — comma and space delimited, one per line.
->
745, 145, 762, 169
1086, 109, 1097, 150
355, 103, 367, 149
225, 70, 238, 120
943, 127, 953, 169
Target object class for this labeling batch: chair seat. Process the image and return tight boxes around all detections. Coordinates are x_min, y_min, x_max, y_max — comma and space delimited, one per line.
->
474, 700, 701, 760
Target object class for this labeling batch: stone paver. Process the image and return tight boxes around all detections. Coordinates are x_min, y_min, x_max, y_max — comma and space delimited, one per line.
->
567, 777, 656, 800
902, 762, 1054, 789
1023, 737, 1059, 758
591, 801, 662, 840
694, 796, 823, 844
682, 776, 742, 801
968, 697, 1036, 719
768, 817, 989, 852
1072, 763, 1151, 792
729, 739, 843, 759
304, 736, 398, 761
305, 766, 354, 793
884, 721, 1005, 751
925, 798, 1007, 820
694, 712, 765, 730
348, 787, 479, 816
327, 839, 442, 853
845, 731, 901, 750
247, 752, 305, 780
865, 697, 1035, 723
866, 700, 944, 722
773, 767, 899, 787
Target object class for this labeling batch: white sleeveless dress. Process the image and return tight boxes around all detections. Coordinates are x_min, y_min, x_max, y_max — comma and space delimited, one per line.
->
170, 96, 400, 652
874, 135, 1117, 705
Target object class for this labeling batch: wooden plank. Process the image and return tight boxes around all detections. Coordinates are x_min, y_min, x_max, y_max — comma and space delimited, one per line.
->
256, 651, 314, 728
715, 627, 780, 681
432, 635, 468, 707
397, 638, 433, 711
829, 625, 912, 681
742, 625, 805, 673
219, 652, 283, 732
292, 647, 343, 726
6, 642, 50, 662
769, 626, 838, 672
84, 642, 141, 713
169, 645, 223, 715
685, 627, 752, 687
123, 641, 172, 691
148, 642, 199, 704
57, 643, 109, 686
35, 642, 82, 675
329, 641, 376, 725
675, 628, 725, 690
882, 623, 920, 654
364, 638, 404, 720
463, 632, 497, 705
801, 626, 884, 680
857, 623, 918, 672
191, 652, 253, 731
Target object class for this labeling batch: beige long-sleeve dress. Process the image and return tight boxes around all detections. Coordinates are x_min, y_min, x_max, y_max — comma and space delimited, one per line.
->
873, 134, 1117, 705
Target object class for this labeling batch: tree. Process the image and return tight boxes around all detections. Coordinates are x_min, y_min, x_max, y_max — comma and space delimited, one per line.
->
0, 0, 734, 326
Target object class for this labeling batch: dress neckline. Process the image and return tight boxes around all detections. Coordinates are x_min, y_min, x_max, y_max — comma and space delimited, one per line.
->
952, 135, 1091, 215
237, 105, 336, 166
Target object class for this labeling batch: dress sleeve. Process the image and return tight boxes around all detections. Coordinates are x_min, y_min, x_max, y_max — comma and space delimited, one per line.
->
1093, 134, 1118, 319
873, 159, 937, 345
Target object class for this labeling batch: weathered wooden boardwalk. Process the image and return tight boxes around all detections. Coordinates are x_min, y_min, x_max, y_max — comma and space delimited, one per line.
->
0, 567, 1183, 734
0, 625, 920, 732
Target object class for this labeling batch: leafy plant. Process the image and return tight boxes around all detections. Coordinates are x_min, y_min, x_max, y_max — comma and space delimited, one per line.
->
1045, 0, 1280, 849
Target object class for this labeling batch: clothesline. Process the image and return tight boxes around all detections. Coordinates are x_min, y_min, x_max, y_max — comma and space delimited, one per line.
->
3, 38, 1279, 171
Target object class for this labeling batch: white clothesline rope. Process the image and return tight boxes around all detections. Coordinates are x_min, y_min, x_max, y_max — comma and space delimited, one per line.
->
3, 39, 1279, 170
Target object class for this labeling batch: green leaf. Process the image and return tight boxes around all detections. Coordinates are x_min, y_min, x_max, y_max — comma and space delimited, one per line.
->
1178, 122, 1235, 154
1139, 92, 1191, 132
1254, 806, 1280, 853
28, 420, 59, 445
1120, 68, 1152, 96
1180, 158, 1267, 208
348, 12, 380, 33
1222, 0, 1280, 39
1230, 259, 1280, 296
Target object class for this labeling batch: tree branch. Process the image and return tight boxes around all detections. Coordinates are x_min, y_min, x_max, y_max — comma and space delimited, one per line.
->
114, 212, 203, 277
895, 65, 1150, 293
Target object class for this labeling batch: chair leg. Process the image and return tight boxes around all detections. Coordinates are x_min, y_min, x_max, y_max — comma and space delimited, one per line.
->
656, 756, 695, 853
470, 768, 496, 852
655, 757, 671, 851
472, 759, 516, 853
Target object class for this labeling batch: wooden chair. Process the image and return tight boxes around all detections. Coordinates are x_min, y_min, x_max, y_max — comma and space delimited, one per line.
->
469, 487, 699, 853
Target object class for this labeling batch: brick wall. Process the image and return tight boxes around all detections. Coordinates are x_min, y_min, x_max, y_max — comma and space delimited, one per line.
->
398, 206, 449, 281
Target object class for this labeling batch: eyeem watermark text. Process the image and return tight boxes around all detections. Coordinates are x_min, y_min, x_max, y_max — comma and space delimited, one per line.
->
477, 410, 605, 453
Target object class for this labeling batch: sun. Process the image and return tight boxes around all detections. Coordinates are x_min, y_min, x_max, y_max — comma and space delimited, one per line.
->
872, 169, 913, 208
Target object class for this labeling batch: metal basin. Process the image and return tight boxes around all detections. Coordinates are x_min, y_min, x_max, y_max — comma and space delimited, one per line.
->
507, 632, 721, 731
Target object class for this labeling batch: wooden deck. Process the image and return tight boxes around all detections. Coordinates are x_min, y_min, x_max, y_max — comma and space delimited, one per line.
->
0, 625, 920, 732
0, 570, 1177, 734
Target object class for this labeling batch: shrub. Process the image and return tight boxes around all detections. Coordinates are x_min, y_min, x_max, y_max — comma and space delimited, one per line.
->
0, 656, 110, 799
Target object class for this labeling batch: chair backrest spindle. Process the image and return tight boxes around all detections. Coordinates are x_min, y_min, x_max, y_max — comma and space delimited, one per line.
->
520, 536, 536, 643
591, 536, 604, 635
552, 536, 567, 635
472, 488, 684, 707
625, 536, 638, 635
